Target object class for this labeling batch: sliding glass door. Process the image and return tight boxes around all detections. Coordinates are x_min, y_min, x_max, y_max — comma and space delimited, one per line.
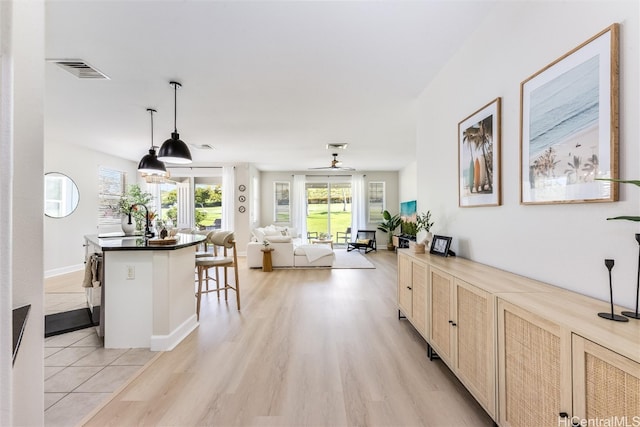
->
158, 175, 223, 231
306, 181, 351, 244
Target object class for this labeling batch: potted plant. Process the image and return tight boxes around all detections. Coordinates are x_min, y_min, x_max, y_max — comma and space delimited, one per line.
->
377, 210, 402, 250
117, 184, 154, 234
416, 211, 434, 239
595, 178, 640, 221
413, 211, 434, 252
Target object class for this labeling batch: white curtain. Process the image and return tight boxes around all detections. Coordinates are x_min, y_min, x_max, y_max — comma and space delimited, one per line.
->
351, 174, 366, 234
176, 181, 192, 229
222, 166, 235, 232
292, 174, 307, 242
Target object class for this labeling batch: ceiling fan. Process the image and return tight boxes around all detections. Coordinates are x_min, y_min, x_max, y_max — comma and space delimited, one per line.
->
309, 153, 355, 171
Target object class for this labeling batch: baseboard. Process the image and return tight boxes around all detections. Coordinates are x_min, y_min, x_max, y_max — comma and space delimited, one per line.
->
150, 315, 198, 351
45, 264, 84, 278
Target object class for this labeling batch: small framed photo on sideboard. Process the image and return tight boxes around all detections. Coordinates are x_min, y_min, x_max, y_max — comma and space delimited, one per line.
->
430, 235, 453, 257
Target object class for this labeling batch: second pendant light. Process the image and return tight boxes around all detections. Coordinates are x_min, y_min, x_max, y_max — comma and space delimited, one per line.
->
158, 81, 193, 164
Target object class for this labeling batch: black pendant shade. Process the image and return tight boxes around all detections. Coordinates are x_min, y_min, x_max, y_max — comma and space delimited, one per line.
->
138, 147, 166, 175
138, 108, 166, 175
158, 81, 192, 164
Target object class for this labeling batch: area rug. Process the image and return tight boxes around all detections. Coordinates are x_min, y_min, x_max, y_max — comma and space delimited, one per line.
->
331, 249, 375, 269
45, 307, 96, 337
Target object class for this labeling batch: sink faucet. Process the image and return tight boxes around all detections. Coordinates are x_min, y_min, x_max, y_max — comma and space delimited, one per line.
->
128, 203, 154, 238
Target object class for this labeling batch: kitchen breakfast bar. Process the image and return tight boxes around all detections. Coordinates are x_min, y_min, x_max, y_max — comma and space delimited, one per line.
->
84, 233, 206, 351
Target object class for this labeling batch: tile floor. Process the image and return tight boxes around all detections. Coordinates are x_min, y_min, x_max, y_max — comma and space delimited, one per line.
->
44, 327, 158, 426
43, 283, 159, 427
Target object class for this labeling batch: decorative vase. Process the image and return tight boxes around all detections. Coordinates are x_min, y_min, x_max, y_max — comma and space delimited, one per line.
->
425, 232, 433, 249
121, 215, 136, 236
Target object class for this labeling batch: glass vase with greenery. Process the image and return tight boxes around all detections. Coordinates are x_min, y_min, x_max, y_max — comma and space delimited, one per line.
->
416, 211, 434, 246
416, 211, 434, 234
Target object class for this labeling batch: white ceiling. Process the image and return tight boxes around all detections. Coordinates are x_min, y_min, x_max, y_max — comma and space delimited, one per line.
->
45, 1, 492, 172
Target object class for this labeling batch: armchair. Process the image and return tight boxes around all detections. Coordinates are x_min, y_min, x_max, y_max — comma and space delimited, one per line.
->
347, 230, 377, 254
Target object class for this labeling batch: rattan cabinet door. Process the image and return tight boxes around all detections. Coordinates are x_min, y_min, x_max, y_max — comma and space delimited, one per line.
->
429, 267, 454, 364
397, 253, 413, 318
497, 299, 572, 427
572, 335, 640, 423
411, 262, 428, 337
454, 279, 495, 419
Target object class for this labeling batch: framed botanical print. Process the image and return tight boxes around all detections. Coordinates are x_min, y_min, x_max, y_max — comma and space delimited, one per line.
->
520, 24, 619, 204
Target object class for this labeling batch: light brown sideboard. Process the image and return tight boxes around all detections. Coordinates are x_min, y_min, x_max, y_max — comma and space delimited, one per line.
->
396, 249, 640, 426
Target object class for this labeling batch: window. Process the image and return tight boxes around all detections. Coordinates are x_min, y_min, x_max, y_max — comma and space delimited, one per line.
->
194, 177, 223, 230
274, 181, 290, 223
368, 181, 385, 223
98, 167, 126, 225
159, 182, 178, 227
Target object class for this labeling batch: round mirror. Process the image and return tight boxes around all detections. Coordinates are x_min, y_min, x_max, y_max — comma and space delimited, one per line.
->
44, 172, 80, 218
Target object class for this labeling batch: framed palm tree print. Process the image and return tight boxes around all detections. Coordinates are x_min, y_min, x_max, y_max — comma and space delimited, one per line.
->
520, 24, 619, 204
458, 98, 501, 207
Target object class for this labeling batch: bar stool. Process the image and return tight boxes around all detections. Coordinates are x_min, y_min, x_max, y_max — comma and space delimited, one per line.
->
195, 231, 240, 320
195, 231, 216, 290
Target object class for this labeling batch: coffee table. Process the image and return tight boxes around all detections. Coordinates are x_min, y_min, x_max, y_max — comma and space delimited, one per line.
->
310, 238, 333, 249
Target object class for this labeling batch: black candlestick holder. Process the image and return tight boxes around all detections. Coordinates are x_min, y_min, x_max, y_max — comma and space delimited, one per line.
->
621, 234, 640, 320
598, 259, 628, 322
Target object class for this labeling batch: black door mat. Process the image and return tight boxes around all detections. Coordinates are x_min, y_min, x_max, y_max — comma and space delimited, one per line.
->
45, 308, 96, 337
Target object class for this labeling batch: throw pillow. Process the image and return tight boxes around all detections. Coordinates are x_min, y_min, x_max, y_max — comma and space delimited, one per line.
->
252, 228, 266, 243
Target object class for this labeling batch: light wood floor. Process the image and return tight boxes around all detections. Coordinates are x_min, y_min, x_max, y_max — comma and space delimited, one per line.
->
83, 250, 493, 426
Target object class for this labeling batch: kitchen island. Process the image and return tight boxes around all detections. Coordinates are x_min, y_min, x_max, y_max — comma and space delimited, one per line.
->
84, 233, 206, 351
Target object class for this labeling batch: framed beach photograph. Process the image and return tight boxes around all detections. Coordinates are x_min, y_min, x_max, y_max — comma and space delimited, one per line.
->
430, 235, 452, 257
520, 24, 619, 204
458, 98, 501, 207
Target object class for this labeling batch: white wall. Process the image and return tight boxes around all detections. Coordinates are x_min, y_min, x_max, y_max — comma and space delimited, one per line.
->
44, 143, 137, 276
1, 1, 45, 425
234, 163, 253, 253
399, 161, 417, 206
416, 1, 639, 307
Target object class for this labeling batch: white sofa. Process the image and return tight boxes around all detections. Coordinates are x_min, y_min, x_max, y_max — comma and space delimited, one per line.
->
247, 225, 334, 268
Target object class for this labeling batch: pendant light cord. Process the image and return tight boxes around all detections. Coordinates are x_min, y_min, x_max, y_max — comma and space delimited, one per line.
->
169, 81, 182, 133
171, 81, 180, 133
147, 108, 157, 148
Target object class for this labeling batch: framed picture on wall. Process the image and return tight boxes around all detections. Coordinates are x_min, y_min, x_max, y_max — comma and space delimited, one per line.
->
520, 24, 619, 204
458, 98, 501, 207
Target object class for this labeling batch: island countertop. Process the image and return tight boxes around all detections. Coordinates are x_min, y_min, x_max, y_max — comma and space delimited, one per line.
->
84, 232, 206, 251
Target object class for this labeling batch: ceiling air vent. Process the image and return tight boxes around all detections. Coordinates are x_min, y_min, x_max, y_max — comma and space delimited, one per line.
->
48, 59, 109, 80
326, 143, 348, 150
190, 144, 215, 150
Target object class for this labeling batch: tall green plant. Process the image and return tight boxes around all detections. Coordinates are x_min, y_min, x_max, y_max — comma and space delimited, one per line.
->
377, 210, 402, 245
596, 178, 640, 221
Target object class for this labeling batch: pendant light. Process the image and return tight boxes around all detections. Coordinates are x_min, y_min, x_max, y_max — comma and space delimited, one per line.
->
138, 108, 167, 175
158, 81, 192, 164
